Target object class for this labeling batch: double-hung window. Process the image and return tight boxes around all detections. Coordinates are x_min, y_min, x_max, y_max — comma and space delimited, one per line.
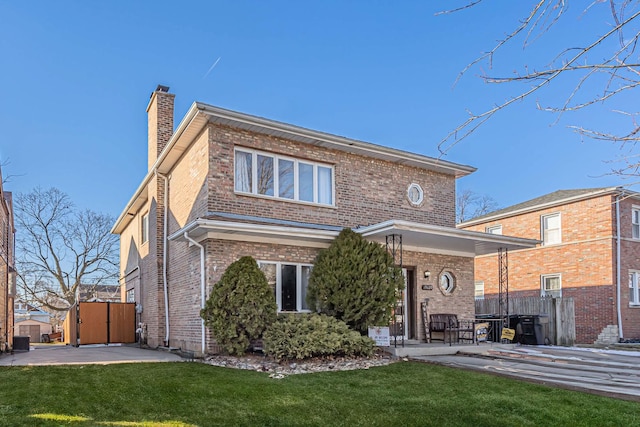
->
633, 207, 640, 239
141, 212, 149, 244
259, 261, 312, 312
235, 148, 334, 206
629, 270, 640, 306
541, 213, 561, 245
541, 274, 562, 298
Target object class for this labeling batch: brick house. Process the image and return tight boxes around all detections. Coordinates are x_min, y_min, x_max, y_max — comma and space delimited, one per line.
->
112, 85, 536, 356
459, 187, 640, 344
0, 168, 16, 352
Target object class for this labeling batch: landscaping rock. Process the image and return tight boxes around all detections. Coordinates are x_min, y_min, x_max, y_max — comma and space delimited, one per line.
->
202, 353, 397, 378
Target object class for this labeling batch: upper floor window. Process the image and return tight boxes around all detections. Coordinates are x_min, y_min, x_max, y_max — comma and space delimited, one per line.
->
141, 212, 149, 244
541, 274, 562, 298
541, 213, 561, 245
259, 261, 312, 312
486, 225, 502, 235
235, 148, 334, 206
629, 270, 640, 306
632, 207, 640, 239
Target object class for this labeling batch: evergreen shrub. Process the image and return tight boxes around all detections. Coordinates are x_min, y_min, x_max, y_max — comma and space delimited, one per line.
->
263, 313, 375, 361
200, 256, 277, 355
306, 228, 405, 334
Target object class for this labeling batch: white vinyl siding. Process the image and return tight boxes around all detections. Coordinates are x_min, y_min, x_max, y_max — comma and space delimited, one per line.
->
235, 148, 334, 206
474, 281, 485, 300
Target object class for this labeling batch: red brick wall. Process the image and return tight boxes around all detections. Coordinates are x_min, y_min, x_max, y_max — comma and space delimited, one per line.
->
207, 125, 456, 229
165, 239, 475, 354
461, 193, 640, 344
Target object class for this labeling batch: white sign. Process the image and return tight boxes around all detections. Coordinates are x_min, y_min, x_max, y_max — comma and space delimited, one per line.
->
368, 326, 390, 347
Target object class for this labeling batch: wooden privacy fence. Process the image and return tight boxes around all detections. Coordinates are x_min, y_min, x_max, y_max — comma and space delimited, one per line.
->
475, 296, 576, 346
63, 302, 136, 346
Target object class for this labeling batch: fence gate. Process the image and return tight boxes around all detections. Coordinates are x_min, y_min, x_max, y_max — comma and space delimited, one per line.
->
65, 302, 136, 346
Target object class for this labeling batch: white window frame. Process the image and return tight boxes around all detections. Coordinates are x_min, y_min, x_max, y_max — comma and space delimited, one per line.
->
541, 274, 562, 298
126, 288, 135, 303
439, 271, 456, 295
632, 206, 640, 239
258, 261, 313, 313
141, 212, 149, 244
474, 281, 485, 300
234, 148, 335, 206
541, 213, 561, 246
486, 225, 502, 235
629, 270, 640, 306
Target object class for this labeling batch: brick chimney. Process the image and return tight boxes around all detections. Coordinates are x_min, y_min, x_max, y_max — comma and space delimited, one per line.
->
147, 85, 175, 171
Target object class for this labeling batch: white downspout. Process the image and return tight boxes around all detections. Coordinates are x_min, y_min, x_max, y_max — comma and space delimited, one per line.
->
183, 231, 206, 355
157, 172, 170, 347
616, 193, 624, 339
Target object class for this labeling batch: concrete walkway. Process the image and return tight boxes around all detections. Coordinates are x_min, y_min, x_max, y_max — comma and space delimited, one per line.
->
0, 343, 184, 366
411, 345, 640, 401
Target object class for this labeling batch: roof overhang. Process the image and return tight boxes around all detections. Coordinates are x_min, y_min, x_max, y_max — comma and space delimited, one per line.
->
168, 217, 341, 249
458, 187, 640, 227
356, 220, 539, 257
168, 217, 538, 257
112, 101, 476, 235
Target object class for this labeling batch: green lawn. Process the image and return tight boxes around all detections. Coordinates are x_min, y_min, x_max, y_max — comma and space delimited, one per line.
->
0, 361, 637, 427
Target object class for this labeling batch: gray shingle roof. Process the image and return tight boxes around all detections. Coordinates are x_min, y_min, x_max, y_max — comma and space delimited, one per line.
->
466, 188, 616, 223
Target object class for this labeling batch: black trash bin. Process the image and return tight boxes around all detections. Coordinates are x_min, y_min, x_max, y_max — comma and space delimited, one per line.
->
509, 315, 547, 345
13, 336, 30, 352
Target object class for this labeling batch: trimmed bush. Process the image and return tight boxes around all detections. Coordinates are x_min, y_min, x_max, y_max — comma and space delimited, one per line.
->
263, 313, 375, 362
200, 256, 277, 355
306, 228, 405, 334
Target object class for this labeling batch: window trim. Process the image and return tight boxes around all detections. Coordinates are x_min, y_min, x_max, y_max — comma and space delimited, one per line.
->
407, 183, 424, 206
439, 271, 456, 295
541, 212, 561, 246
486, 225, 502, 235
258, 261, 313, 313
235, 148, 335, 206
541, 273, 562, 298
632, 206, 640, 240
629, 270, 640, 306
141, 212, 149, 244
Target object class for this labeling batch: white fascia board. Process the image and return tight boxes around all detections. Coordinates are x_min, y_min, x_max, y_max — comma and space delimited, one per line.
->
111, 103, 205, 234
167, 218, 340, 245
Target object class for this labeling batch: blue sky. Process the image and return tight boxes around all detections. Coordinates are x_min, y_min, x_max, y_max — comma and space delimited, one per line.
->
0, 1, 631, 218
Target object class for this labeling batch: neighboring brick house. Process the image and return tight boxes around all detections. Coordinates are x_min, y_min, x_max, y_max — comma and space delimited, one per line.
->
459, 187, 640, 344
112, 85, 536, 356
0, 169, 16, 352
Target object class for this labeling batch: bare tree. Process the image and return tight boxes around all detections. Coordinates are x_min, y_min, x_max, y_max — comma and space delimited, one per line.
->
457, 189, 499, 223
439, 1, 640, 177
14, 187, 118, 311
